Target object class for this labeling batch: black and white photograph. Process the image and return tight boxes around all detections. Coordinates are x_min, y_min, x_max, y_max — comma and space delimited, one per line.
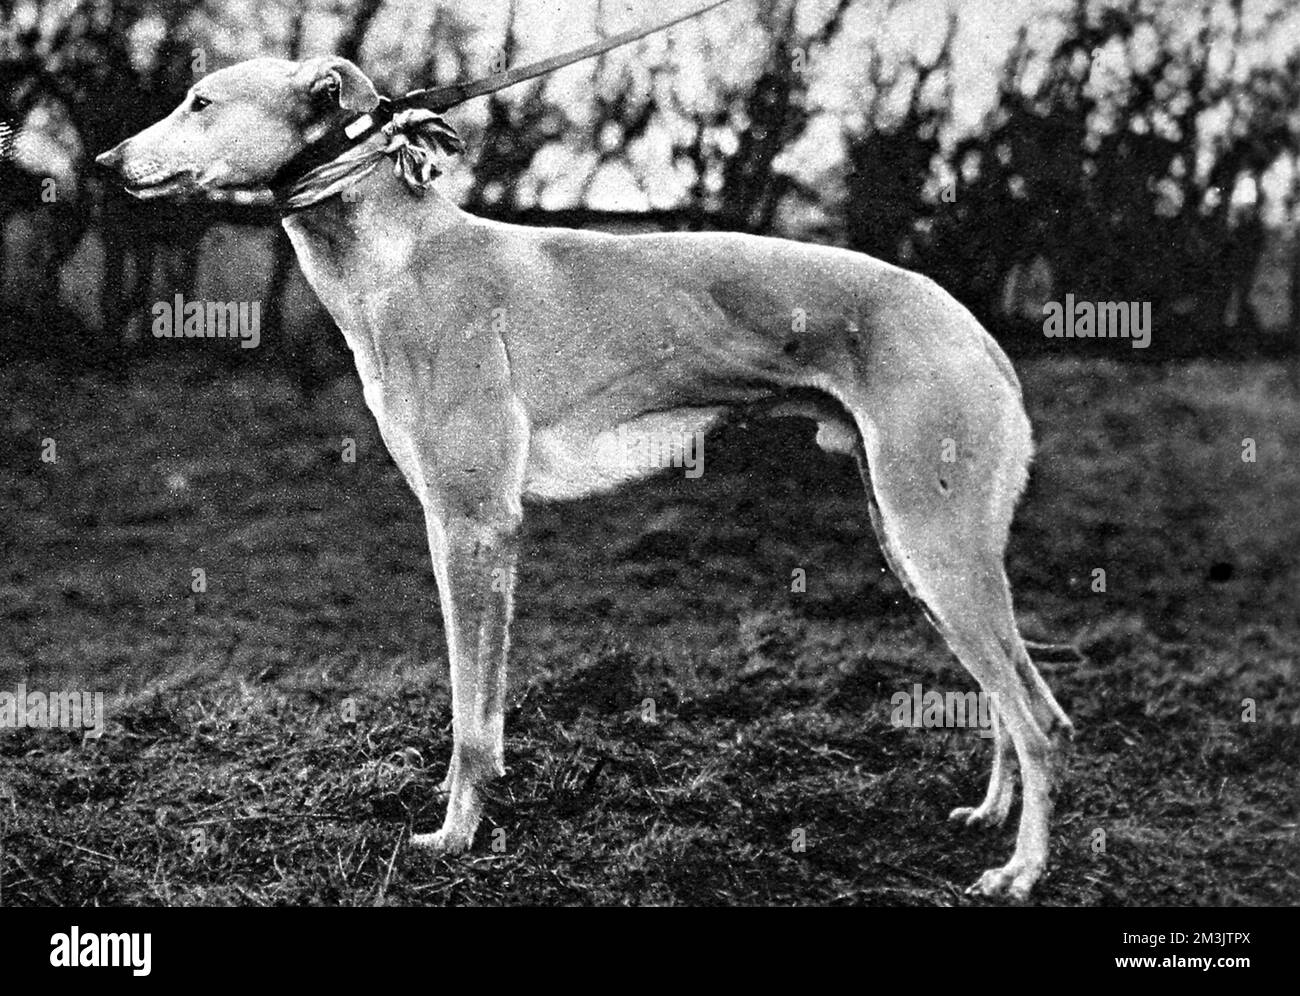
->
0, 0, 1296, 929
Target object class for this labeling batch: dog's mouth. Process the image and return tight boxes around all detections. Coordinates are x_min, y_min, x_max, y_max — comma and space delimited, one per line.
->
124, 171, 272, 202
122, 171, 197, 200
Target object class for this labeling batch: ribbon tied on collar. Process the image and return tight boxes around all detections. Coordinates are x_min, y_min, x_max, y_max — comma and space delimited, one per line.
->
381, 110, 465, 194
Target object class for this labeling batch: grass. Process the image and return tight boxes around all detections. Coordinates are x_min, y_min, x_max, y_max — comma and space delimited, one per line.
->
0, 355, 1296, 905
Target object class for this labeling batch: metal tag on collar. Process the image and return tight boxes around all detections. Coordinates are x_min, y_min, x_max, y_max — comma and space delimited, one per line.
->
344, 114, 374, 141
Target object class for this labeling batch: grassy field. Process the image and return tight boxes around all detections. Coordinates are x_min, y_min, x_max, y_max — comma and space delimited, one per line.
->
0, 355, 1296, 906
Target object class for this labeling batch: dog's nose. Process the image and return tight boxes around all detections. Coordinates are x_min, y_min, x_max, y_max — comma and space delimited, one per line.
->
94, 145, 123, 171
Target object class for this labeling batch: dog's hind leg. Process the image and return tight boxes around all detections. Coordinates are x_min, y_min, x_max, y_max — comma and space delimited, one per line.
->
1014, 642, 1074, 737
949, 708, 1017, 827
837, 324, 1070, 898
862, 495, 1016, 828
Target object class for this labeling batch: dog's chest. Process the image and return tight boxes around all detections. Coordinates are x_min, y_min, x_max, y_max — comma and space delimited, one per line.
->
292, 265, 431, 490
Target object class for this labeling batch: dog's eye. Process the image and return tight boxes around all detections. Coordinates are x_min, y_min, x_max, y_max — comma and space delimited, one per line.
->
191, 95, 211, 112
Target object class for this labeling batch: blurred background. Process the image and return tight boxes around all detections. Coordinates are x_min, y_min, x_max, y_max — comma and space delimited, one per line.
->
0, 1, 1296, 905
3, 0, 1299, 381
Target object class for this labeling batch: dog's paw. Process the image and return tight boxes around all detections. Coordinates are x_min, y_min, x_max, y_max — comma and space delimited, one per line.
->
409, 828, 474, 856
965, 860, 1042, 902
947, 802, 1011, 828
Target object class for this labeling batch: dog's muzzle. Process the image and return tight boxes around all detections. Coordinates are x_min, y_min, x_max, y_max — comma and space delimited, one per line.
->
94, 145, 124, 172
94, 142, 196, 199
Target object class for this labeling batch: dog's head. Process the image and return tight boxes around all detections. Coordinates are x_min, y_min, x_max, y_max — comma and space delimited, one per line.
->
95, 57, 380, 199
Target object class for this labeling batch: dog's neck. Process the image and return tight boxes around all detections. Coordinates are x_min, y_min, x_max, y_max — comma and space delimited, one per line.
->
281, 165, 466, 258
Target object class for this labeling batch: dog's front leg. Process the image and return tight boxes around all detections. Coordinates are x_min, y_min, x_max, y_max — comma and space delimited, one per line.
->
411, 509, 520, 854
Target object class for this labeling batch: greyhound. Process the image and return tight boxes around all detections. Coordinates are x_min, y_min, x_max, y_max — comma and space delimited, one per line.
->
96, 49, 1074, 900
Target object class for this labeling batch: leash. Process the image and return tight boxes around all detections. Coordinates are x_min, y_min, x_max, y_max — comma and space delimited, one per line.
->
273, 0, 736, 212
386, 0, 736, 116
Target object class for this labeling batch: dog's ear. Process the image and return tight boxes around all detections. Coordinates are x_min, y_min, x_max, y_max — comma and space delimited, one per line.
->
300, 57, 380, 114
